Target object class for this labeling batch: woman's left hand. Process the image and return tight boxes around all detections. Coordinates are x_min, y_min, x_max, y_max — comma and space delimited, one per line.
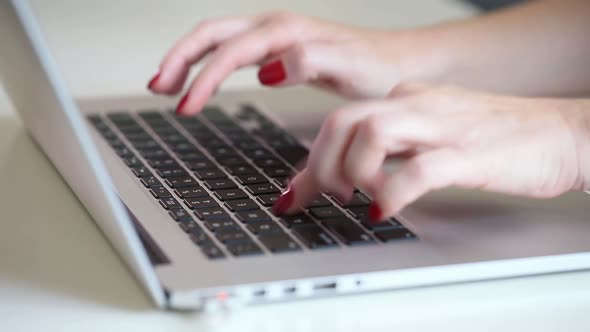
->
273, 83, 590, 221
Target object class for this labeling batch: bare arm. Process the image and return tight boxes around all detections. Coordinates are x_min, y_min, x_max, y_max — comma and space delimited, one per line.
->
405, 0, 590, 96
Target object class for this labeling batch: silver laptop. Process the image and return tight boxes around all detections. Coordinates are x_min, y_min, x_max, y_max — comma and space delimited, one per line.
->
2, 0, 590, 311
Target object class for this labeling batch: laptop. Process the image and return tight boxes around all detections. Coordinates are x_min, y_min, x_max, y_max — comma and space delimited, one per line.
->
2, 0, 590, 311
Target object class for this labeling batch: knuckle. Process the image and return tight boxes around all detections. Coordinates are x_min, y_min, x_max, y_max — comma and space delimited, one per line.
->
360, 115, 385, 145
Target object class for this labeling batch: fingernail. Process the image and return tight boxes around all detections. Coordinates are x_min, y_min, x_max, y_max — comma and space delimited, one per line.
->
258, 60, 286, 86
147, 71, 161, 90
272, 186, 295, 215
176, 94, 189, 114
368, 202, 383, 222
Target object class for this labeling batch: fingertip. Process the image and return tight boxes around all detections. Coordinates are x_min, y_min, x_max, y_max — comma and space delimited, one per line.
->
147, 71, 161, 91
258, 60, 286, 86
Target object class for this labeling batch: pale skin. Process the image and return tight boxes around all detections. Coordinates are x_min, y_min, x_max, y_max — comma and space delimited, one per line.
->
148, 0, 590, 221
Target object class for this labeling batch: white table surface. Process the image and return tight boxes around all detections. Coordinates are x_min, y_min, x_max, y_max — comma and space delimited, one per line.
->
1, 1, 589, 331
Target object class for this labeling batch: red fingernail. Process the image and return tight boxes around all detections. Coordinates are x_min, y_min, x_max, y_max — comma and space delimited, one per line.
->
258, 60, 286, 86
368, 202, 383, 222
147, 72, 160, 90
272, 186, 295, 215
176, 94, 189, 114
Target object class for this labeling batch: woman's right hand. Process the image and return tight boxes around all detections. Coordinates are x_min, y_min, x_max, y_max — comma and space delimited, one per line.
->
147, 12, 426, 114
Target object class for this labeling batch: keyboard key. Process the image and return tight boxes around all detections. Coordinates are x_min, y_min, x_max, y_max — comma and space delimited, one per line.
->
247, 221, 283, 235
225, 165, 256, 175
264, 167, 291, 178
253, 158, 284, 168
275, 146, 309, 165
166, 176, 199, 188
123, 156, 143, 168
273, 176, 289, 189
215, 188, 248, 201
174, 186, 208, 198
215, 228, 250, 244
148, 158, 179, 169
335, 192, 371, 208
374, 229, 417, 242
156, 167, 188, 178
204, 178, 237, 191
236, 210, 272, 224
247, 148, 273, 159
256, 193, 280, 207
279, 214, 316, 228
216, 156, 248, 167
225, 240, 263, 257
194, 169, 227, 180
308, 196, 332, 207
292, 225, 338, 249
322, 218, 374, 246
115, 147, 134, 158
259, 233, 301, 253
194, 207, 230, 221
178, 151, 207, 161
160, 197, 182, 210
184, 197, 218, 210
168, 208, 192, 222
235, 173, 267, 185
141, 176, 163, 188
200, 242, 225, 259
309, 206, 346, 220
150, 187, 172, 199
203, 219, 240, 232
131, 166, 153, 178
140, 149, 170, 160
179, 221, 202, 233
185, 160, 216, 170
225, 199, 260, 212
246, 183, 280, 196
360, 218, 404, 231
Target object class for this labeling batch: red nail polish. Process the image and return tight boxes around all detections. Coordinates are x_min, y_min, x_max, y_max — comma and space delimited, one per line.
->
368, 202, 382, 222
258, 60, 286, 86
176, 94, 188, 114
147, 72, 160, 90
272, 186, 295, 216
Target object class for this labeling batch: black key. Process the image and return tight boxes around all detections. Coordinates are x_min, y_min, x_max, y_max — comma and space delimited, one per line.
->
190, 227, 212, 245
200, 242, 225, 259
174, 186, 208, 199
235, 173, 267, 185
253, 158, 284, 168
247, 221, 283, 235
308, 196, 332, 208
148, 159, 179, 169
246, 183, 280, 196
236, 210, 272, 224
335, 192, 371, 208
225, 199, 260, 212
166, 176, 199, 188
247, 148, 272, 160
257, 193, 280, 207
259, 233, 301, 253
348, 206, 369, 219
156, 167, 187, 178
309, 206, 346, 220
140, 149, 170, 160
292, 225, 338, 249
275, 146, 309, 165
374, 229, 417, 242
225, 165, 257, 175
235, 140, 264, 151
150, 187, 172, 199
360, 218, 403, 231
141, 176, 163, 188
184, 197, 218, 210
131, 166, 153, 178
264, 167, 291, 178
159, 197, 182, 210
216, 156, 248, 167
225, 240, 263, 257
194, 169, 227, 180
123, 156, 143, 168
194, 207, 230, 221
215, 228, 250, 244
178, 220, 201, 233
273, 176, 289, 189
210, 147, 237, 158
215, 188, 248, 201
115, 147, 134, 158
131, 140, 160, 150
185, 160, 216, 171
168, 208, 192, 222
170, 142, 197, 152
322, 218, 374, 246
203, 219, 240, 232
279, 214, 316, 228
204, 178, 237, 191
178, 151, 207, 161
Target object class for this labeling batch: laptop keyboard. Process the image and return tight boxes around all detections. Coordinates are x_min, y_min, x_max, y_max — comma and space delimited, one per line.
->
87, 105, 416, 260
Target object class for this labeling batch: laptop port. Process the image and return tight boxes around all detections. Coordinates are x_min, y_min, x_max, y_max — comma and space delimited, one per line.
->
313, 282, 337, 291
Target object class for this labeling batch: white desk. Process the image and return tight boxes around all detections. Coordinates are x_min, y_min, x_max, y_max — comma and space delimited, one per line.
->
1, 1, 589, 331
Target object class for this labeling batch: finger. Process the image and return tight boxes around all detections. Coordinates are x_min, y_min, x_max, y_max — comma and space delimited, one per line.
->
371, 148, 476, 221
177, 26, 300, 114
148, 17, 255, 94
272, 168, 319, 215
257, 41, 355, 87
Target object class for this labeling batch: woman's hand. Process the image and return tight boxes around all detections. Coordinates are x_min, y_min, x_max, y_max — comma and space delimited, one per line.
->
273, 83, 590, 221
147, 12, 427, 114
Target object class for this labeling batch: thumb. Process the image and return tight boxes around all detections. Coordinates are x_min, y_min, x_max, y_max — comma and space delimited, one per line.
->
257, 41, 352, 88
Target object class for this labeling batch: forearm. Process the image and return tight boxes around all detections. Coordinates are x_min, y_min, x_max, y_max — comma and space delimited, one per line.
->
400, 0, 590, 97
